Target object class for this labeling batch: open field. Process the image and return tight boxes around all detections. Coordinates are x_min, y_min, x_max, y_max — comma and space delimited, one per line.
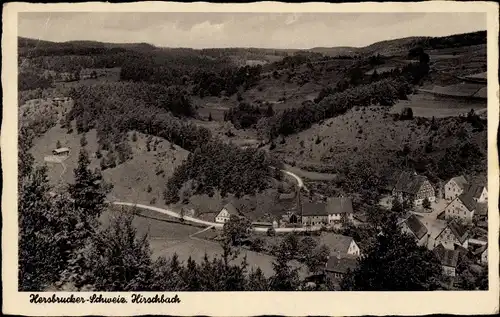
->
391, 93, 487, 118
101, 206, 307, 278
29, 124, 189, 204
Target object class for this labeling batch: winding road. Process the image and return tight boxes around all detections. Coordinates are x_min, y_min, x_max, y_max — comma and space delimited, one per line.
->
111, 168, 320, 233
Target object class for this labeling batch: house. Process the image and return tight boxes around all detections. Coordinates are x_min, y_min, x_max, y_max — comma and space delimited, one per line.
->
326, 197, 354, 225
319, 233, 361, 258
392, 171, 435, 206
215, 202, 241, 224
444, 193, 476, 223
472, 244, 488, 265
52, 147, 71, 156
474, 202, 488, 222
324, 254, 358, 280
444, 176, 468, 201
400, 214, 429, 247
301, 202, 329, 226
433, 244, 460, 277
433, 220, 469, 250
464, 183, 488, 203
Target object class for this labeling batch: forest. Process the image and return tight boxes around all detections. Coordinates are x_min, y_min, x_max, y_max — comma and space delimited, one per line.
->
164, 140, 283, 203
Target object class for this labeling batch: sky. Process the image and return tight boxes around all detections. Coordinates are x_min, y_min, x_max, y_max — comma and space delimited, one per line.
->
18, 12, 487, 49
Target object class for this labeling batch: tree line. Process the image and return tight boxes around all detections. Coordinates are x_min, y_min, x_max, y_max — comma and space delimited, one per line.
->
270, 78, 411, 137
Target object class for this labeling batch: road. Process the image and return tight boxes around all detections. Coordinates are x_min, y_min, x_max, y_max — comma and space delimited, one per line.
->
112, 202, 320, 233
111, 168, 318, 232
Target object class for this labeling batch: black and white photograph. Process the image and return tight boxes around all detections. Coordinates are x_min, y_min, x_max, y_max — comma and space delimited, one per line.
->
2, 1, 499, 316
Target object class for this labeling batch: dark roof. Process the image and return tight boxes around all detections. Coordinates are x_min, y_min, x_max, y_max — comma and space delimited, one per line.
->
222, 202, 240, 216
326, 197, 353, 215
448, 220, 469, 244
476, 203, 488, 216
472, 244, 488, 256
320, 233, 354, 255
449, 176, 468, 190
301, 201, 328, 216
457, 193, 477, 211
404, 214, 428, 240
464, 184, 486, 199
393, 171, 428, 195
325, 256, 358, 274
434, 244, 460, 268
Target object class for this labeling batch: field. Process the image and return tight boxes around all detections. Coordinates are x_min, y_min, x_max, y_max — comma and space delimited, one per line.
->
101, 206, 308, 278
391, 92, 487, 118
29, 124, 189, 205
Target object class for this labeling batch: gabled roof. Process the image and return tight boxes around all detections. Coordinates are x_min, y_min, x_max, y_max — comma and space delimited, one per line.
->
457, 193, 477, 212
326, 197, 353, 215
434, 244, 460, 268
403, 214, 428, 240
301, 201, 328, 216
464, 184, 486, 199
325, 256, 358, 274
53, 147, 70, 153
221, 202, 240, 216
448, 176, 468, 190
476, 203, 488, 216
320, 233, 355, 255
472, 244, 488, 256
393, 171, 429, 195
447, 220, 470, 244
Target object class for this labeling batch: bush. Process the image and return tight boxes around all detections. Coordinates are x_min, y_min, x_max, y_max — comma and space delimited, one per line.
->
400, 107, 414, 120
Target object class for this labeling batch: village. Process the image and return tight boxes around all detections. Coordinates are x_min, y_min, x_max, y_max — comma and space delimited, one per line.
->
210, 168, 488, 287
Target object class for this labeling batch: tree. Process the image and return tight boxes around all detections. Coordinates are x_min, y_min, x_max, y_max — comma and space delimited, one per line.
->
400, 107, 413, 120
341, 214, 442, 291
80, 135, 88, 147
298, 236, 318, 261
247, 267, 269, 291
422, 197, 431, 209
251, 237, 265, 252
56, 140, 62, 149
391, 198, 403, 212
208, 112, 213, 121
70, 209, 154, 291
266, 104, 275, 117
19, 166, 71, 290
65, 149, 112, 285
269, 244, 301, 291
131, 132, 138, 142
69, 149, 110, 220
223, 215, 252, 246
267, 227, 276, 236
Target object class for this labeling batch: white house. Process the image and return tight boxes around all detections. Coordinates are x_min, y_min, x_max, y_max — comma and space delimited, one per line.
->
320, 233, 361, 258
433, 244, 460, 277
215, 202, 241, 224
464, 184, 488, 203
400, 214, 429, 247
392, 171, 435, 206
326, 197, 354, 226
433, 220, 469, 250
444, 176, 468, 201
481, 246, 488, 265
444, 194, 475, 223
52, 147, 71, 156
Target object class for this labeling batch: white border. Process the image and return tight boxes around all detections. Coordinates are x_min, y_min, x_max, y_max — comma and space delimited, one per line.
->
2, 2, 499, 316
